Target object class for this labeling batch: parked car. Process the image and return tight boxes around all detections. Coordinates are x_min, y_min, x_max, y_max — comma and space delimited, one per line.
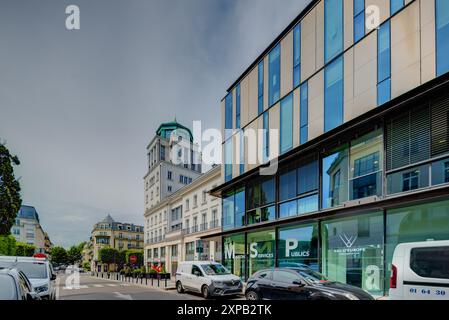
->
389, 240, 449, 300
0, 267, 41, 300
176, 261, 243, 299
245, 267, 374, 300
0, 256, 57, 300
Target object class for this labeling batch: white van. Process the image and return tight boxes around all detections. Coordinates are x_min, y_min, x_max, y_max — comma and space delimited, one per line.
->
389, 240, 449, 300
175, 261, 242, 299
0, 256, 57, 300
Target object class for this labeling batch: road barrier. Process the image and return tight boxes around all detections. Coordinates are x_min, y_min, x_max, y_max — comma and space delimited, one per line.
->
91, 271, 172, 289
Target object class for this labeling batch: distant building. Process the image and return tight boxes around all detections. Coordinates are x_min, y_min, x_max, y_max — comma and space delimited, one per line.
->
11, 205, 48, 254
91, 215, 144, 272
82, 238, 93, 269
43, 232, 53, 254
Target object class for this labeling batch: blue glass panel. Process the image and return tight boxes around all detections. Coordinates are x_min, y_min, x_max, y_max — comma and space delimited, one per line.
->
224, 139, 233, 182
390, 0, 404, 15
298, 195, 319, 214
258, 61, 264, 114
236, 84, 241, 129
293, 24, 301, 88
324, 56, 344, 132
269, 44, 281, 106
280, 93, 293, 154
280, 200, 298, 218
378, 21, 391, 82
263, 112, 269, 163
239, 131, 245, 175
436, 0, 449, 76
354, 12, 365, 43
354, 0, 365, 16
325, 0, 344, 63
377, 78, 391, 106
300, 82, 308, 144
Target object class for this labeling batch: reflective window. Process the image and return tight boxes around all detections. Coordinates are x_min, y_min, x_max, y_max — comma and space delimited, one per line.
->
279, 168, 297, 202
239, 130, 245, 175
387, 165, 430, 195
324, 56, 344, 132
225, 92, 233, 137
278, 223, 319, 271
436, 0, 449, 76
247, 206, 276, 225
321, 212, 384, 297
247, 177, 276, 210
223, 234, 246, 280
258, 61, 264, 114
247, 230, 276, 277
236, 84, 241, 129
350, 130, 383, 200
390, 0, 404, 15
263, 112, 269, 163
322, 145, 349, 209
280, 93, 293, 155
300, 82, 309, 145
293, 24, 301, 88
378, 21, 391, 106
410, 247, 449, 279
222, 192, 235, 231
353, 0, 365, 43
298, 157, 318, 194
268, 44, 281, 106
235, 188, 246, 228
431, 158, 449, 185
324, 0, 344, 63
224, 139, 233, 182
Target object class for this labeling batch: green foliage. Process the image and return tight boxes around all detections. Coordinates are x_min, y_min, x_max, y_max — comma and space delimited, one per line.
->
99, 248, 121, 265
0, 235, 17, 255
15, 242, 36, 256
0, 143, 22, 235
82, 261, 91, 271
125, 249, 143, 266
67, 245, 83, 265
50, 246, 68, 264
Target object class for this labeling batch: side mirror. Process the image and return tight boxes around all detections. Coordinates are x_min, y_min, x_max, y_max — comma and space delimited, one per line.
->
51, 274, 57, 281
293, 280, 305, 287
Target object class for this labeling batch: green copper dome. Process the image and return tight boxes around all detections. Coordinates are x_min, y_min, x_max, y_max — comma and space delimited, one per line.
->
156, 119, 193, 142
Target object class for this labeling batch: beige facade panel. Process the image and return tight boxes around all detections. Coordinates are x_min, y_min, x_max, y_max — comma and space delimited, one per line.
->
315, 1, 325, 71
240, 76, 250, 128
344, 48, 355, 122
308, 71, 324, 140
247, 66, 259, 123
391, 1, 420, 99
245, 118, 259, 171
301, 7, 317, 82
366, 0, 390, 27
281, 31, 293, 99
293, 88, 300, 149
269, 102, 280, 160
420, 0, 436, 84
352, 31, 377, 118
344, 0, 354, 51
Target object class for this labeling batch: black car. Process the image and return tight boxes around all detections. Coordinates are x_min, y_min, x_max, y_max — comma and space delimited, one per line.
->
0, 267, 41, 300
245, 268, 374, 300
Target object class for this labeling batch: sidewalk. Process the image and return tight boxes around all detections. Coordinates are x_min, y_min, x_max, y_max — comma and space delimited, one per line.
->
90, 272, 176, 291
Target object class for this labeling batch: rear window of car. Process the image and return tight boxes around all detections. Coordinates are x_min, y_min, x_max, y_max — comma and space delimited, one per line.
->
410, 246, 449, 279
0, 275, 17, 300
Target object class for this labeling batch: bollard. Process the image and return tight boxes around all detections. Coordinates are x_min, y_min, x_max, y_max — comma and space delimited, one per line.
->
157, 277, 160, 287
145, 277, 147, 285
165, 277, 167, 288
151, 277, 153, 286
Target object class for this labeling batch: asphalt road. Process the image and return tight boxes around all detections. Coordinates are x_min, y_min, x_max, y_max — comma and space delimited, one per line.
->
56, 273, 203, 300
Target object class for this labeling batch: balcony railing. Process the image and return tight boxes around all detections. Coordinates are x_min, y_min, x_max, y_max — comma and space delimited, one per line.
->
200, 222, 208, 231
210, 220, 220, 228
146, 235, 165, 244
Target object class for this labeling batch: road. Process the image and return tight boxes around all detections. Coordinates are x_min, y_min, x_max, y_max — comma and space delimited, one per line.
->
56, 273, 203, 300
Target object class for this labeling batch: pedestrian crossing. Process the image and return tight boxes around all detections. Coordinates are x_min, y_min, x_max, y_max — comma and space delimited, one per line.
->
62, 283, 131, 290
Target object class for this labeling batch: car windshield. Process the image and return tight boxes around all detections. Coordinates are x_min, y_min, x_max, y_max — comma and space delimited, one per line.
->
0, 275, 17, 300
0, 261, 47, 279
294, 269, 328, 284
201, 264, 230, 275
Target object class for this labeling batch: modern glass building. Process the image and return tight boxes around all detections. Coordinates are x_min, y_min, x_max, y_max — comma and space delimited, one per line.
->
209, 0, 449, 297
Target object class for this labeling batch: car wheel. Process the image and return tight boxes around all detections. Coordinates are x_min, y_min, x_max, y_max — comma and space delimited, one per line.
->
176, 281, 184, 294
202, 285, 210, 299
245, 290, 261, 301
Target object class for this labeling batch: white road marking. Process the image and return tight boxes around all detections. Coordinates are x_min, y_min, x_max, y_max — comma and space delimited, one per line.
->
93, 284, 104, 288
113, 292, 133, 300
120, 283, 131, 286
106, 284, 117, 287
63, 285, 88, 290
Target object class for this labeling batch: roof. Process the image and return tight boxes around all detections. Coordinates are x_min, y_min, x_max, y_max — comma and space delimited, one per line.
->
156, 120, 193, 142
17, 206, 40, 222
101, 214, 115, 224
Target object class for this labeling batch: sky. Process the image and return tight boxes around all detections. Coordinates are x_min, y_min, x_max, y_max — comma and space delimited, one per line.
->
0, 0, 311, 248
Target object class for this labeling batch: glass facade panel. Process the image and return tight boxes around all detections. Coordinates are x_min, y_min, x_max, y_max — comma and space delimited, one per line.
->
224, 139, 233, 182
324, 56, 344, 132
353, 0, 365, 43
322, 145, 349, 209
321, 212, 384, 297
350, 129, 383, 200
247, 230, 276, 277
263, 112, 269, 163
258, 61, 264, 114
222, 192, 235, 231
298, 157, 318, 195
268, 44, 281, 106
279, 200, 297, 219
235, 188, 246, 228
431, 157, 449, 186
298, 194, 319, 214
279, 168, 297, 202
223, 234, 246, 280
280, 93, 293, 155
236, 84, 241, 129
247, 206, 276, 225
390, 0, 404, 15
386, 200, 449, 289
278, 223, 319, 270
324, 0, 344, 63
436, 0, 449, 76
387, 164, 430, 195
293, 24, 301, 88
378, 21, 391, 106
300, 82, 308, 145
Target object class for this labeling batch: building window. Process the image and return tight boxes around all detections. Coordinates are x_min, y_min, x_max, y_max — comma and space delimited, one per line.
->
168, 186, 172, 192
293, 23, 301, 88
239, 130, 245, 175
160, 145, 165, 161
353, 0, 365, 43
247, 230, 276, 277
223, 234, 246, 280
236, 84, 241, 129
387, 165, 429, 194
263, 112, 269, 163
280, 93, 293, 155
193, 195, 198, 207
224, 139, 233, 182
324, 0, 344, 63
436, 0, 449, 76
324, 56, 344, 132
247, 177, 276, 225
402, 170, 419, 192
390, 0, 404, 15
300, 82, 308, 145
349, 129, 383, 200
225, 92, 233, 139
322, 144, 349, 209
185, 199, 190, 211
377, 21, 391, 106
268, 43, 281, 106
202, 190, 207, 204
258, 61, 264, 115
167, 171, 172, 180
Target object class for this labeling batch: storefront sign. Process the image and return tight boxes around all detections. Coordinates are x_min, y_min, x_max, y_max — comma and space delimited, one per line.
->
249, 242, 274, 259
285, 238, 311, 258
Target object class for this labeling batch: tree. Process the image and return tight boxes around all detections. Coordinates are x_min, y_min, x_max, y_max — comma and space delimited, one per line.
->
67, 245, 83, 265
0, 143, 22, 235
0, 235, 17, 255
15, 242, 36, 256
50, 246, 68, 264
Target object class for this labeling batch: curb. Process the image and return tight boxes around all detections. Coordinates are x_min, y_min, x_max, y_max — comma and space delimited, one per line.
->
88, 275, 177, 292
